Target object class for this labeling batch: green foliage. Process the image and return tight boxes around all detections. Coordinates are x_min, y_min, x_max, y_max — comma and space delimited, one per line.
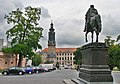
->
0, 69, 3, 72
3, 6, 43, 66
4, 6, 43, 50
32, 54, 42, 66
105, 36, 120, 70
104, 36, 115, 46
73, 47, 82, 65
2, 47, 13, 53
44, 60, 53, 64
113, 67, 119, 71
116, 35, 120, 42
108, 44, 120, 70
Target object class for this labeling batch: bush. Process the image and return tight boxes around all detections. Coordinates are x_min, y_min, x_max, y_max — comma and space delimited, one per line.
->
113, 67, 119, 71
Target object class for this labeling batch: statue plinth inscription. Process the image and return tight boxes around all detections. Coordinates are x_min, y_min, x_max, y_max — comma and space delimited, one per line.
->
79, 42, 113, 82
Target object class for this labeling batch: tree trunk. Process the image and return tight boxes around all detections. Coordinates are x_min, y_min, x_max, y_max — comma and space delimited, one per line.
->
18, 54, 23, 67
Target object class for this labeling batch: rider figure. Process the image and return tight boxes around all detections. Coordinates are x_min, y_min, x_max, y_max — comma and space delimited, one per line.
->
84, 5, 98, 32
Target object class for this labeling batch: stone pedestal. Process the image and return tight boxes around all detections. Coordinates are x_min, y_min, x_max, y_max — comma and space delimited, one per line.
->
79, 42, 113, 83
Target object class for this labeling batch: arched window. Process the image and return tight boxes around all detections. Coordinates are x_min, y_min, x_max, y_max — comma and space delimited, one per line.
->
5, 62, 7, 64
11, 62, 13, 64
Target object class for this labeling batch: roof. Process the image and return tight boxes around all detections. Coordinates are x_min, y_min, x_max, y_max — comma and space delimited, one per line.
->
47, 53, 56, 58
41, 48, 48, 52
41, 48, 77, 53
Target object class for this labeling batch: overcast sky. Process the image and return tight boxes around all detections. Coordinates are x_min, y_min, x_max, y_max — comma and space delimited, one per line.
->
0, 0, 120, 49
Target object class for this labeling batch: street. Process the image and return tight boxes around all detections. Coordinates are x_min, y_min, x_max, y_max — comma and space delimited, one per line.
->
0, 69, 78, 84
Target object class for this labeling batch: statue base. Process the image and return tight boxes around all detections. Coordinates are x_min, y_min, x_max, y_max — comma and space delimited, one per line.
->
79, 42, 113, 82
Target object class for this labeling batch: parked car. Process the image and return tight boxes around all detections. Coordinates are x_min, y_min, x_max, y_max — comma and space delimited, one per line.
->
2, 66, 25, 75
32, 66, 40, 73
37, 66, 46, 72
52, 66, 56, 70
64, 65, 71, 69
38, 66, 48, 72
39, 64, 54, 72
22, 66, 34, 74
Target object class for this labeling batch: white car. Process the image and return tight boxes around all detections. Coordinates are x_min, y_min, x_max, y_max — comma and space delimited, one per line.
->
39, 64, 54, 71
43, 68, 49, 72
64, 65, 71, 69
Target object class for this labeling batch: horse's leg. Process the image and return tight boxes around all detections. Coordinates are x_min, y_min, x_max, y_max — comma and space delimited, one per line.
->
96, 32, 99, 42
85, 32, 88, 42
91, 31, 94, 43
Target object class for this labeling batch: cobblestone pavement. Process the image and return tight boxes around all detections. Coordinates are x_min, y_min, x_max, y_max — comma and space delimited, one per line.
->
0, 69, 78, 84
1, 69, 119, 84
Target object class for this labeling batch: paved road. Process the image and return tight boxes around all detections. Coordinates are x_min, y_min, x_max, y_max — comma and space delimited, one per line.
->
0, 69, 78, 84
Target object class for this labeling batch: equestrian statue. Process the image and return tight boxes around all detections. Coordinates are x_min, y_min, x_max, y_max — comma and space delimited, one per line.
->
84, 5, 102, 42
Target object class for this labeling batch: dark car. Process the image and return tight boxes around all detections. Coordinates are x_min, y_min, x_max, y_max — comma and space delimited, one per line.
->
32, 66, 40, 73
32, 66, 45, 73
38, 66, 48, 72
2, 66, 25, 75
22, 67, 34, 74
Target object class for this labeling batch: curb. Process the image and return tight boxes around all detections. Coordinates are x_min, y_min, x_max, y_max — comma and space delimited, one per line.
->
63, 79, 75, 84
71, 79, 80, 84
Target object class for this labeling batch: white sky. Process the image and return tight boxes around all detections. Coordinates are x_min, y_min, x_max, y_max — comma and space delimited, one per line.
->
0, 0, 120, 49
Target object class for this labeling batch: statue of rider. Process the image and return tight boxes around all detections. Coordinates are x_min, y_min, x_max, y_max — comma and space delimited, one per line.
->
84, 5, 101, 32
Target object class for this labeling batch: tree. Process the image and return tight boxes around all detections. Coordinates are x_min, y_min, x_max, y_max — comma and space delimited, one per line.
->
44, 60, 53, 64
73, 47, 82, 65
32, 54, 42, 66
108, 44, 120, 70
104, 36, 115, 46
116, 35, 120, 42
3, 6, 43, 67
105, 36, 120, 70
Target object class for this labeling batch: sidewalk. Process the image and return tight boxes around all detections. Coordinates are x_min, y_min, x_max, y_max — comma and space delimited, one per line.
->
112, 71, 120, 84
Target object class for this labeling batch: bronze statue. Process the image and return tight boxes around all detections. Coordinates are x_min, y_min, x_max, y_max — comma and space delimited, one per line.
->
84, 5, 102, 42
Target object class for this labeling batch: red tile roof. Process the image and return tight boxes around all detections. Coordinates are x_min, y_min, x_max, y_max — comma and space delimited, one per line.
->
41, 48, 77, 53
41, 48, 48, 52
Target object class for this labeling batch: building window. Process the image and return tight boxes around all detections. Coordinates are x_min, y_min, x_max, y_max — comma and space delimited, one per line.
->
11, 62, 13, 64
68, 57, 69, 60
57, 57, 58, 60
62, 57, 64, 60
70, 57, 72, 60
60, 57, 61, 60
65, 53, 66, 55
65, 57, 66, 60
62, 53, 64, 55
70, 53, 72, 55
5, 62, 7, 64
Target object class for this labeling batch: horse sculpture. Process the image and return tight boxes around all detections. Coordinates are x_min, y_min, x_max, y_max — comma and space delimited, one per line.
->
84, 5, 102, 43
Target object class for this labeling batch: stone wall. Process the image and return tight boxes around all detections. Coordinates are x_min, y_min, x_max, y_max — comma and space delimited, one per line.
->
0, 52, 17, 69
